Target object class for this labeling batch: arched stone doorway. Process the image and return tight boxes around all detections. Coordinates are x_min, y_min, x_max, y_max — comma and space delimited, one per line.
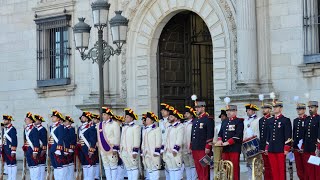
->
158, 11, 214, 115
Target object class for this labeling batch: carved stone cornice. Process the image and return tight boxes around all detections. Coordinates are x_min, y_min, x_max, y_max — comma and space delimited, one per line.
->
121, 46, 127, 99
298, 63, 320, 78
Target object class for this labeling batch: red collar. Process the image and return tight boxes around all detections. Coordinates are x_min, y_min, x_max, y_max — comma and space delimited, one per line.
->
6, 124, 12, 128
311, 114, 318, 118
298, 114, 307, 120
198, 112, 208, 118
275, 114, 283, 120
229, 116, 237, 120
264, 114, 271, 119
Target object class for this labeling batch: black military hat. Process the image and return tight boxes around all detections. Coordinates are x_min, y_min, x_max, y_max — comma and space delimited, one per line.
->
141, 113, 147, 121
124, 108, 138, 120
65, 115, 74, 123
34, 114, 45, 122
102, 107, 114, 117
185, 106, 197, 117
272, 101, 283, 107
51, 110, 64, 120
26, 112, 35, 122
261, 103, 273, 109
91, 113, 100, 120
226, 105, 237, 111
146, 112, 159, 122
160, 103, 171, 111
3, 114, 13, 121
79, 111, 92, 121
218, 109, 227, 118
194, 99, 206, 108
169, 106, 184, 119
245, 104, 259, 111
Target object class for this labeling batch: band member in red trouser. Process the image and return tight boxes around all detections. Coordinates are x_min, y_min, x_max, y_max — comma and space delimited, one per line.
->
191, 98, 214, 180
258, 103, 273, 180
292, 103, 307, 180
265, 101, 292, 180
303, 101, 320, 180
216, 104, 244, 180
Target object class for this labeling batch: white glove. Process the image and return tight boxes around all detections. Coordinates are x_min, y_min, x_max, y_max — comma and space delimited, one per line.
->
54, 150, 61, 155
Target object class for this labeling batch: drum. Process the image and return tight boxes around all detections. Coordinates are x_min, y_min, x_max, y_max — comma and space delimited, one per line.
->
242, 137, 260, 158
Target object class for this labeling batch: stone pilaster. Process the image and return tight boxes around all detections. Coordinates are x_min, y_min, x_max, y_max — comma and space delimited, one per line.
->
236, 0, 259, 92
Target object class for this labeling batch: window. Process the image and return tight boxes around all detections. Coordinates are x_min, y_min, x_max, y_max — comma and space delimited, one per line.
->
35, 15, 71, 87
303, 0, 320, 63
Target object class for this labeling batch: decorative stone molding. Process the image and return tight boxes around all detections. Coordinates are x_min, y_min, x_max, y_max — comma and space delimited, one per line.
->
34, 84, 77, 98
121, 0, 144, 17
121, 46, 127, 99
33, 0, 75, 18
298, 63, 320, 78
217, 0, 238, 87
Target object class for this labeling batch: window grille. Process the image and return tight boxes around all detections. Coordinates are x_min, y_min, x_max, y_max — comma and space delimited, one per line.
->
35, 15, 71, 87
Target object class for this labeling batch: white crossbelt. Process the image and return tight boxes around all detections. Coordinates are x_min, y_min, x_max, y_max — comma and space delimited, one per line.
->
51, 126, 59, 144
4, 127, 12, 143
79, 127, 90, 149
25, 128, 34, 150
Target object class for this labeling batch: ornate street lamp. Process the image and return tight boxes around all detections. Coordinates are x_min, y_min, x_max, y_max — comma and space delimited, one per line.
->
73, 0, 129, 119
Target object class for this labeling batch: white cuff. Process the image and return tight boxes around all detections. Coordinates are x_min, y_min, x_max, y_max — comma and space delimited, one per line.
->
11, 151, 16, 154
132, 152, 138, 155
172, 149, 178, 153
33, 152, 38, 154
55, 150, 61, 155
153, 152, 160, 156
69, 149, 74, 153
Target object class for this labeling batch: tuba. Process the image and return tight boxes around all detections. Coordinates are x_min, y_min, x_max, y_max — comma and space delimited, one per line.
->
213, 145, 233, 180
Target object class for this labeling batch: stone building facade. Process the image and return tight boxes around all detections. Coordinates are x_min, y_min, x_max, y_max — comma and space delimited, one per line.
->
0, 0, 319, 159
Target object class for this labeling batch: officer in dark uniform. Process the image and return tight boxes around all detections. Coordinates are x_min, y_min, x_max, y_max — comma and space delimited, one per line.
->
34, 114, 47, 180
191, 99, 214, 180
77, 111, 97, 180
49, 110, 66, 179
216, 104, 244, 180
23, 112, 40, 180
303, 101, 320, 180
2, 114, 17, 180
65, 115, 76, 180
91, 113, 101, 180
258, 103, 273, 180
265, 101, 292, 180
292, 103, 307, 180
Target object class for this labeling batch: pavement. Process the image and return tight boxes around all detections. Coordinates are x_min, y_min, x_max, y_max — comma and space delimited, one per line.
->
8, 161, 299, 179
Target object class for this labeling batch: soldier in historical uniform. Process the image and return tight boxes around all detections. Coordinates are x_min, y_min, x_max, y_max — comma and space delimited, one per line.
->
183, 106, 197, 180
162, 107, 184, 180
64, 115, 76, 180
49, 110, 66, 179
303, 101, 320, 180
2, 115, 17, 180
120, 108, 141, 180
113, 114, 127, 180
77, 111, 97, 180
34, 114, 47, 180
258, 103, 273, 180
191, 99, 214, 180
91, 113, 101, 180
216, 104, 244, 180
243, 104, 260, 179
141, 112, 162, 179
265, 101, 292, 180
22, 112, 40, 180
292, 103, 307, 180
97, 107, 120, 180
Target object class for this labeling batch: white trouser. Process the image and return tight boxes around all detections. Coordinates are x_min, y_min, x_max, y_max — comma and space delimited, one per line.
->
165, 168, 170, 180
62, 165, 68, 179
210, 167, 214, 180
179, 164, 184, 179
93, 164, 100, 179
185, 167, 197, 180
53, 168, 64, 180
30, 166, 40, 180
120, 151, 139, 170
126, 168, 139, 180
7, 165, 17, 180
169, 170, 180, 180
67, 164, 75, 180
148, 170, 160, 180
83, 165, 94, 180
104, 166, 118, 180
39, 165, 46, 180
117, 165, 126, 180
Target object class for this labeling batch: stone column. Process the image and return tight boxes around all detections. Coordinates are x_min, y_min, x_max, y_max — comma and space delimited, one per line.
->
236, 0, 259, 90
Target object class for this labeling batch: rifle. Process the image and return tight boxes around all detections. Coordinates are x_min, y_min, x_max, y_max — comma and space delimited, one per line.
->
46, 124, 52, 180
288, 143, 294, 180
22, 125, 27, 180
0, 125, 4, 180
75, 126, 83, 180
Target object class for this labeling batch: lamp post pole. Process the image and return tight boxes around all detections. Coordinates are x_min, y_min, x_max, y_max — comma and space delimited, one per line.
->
73, 0, 129, 121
